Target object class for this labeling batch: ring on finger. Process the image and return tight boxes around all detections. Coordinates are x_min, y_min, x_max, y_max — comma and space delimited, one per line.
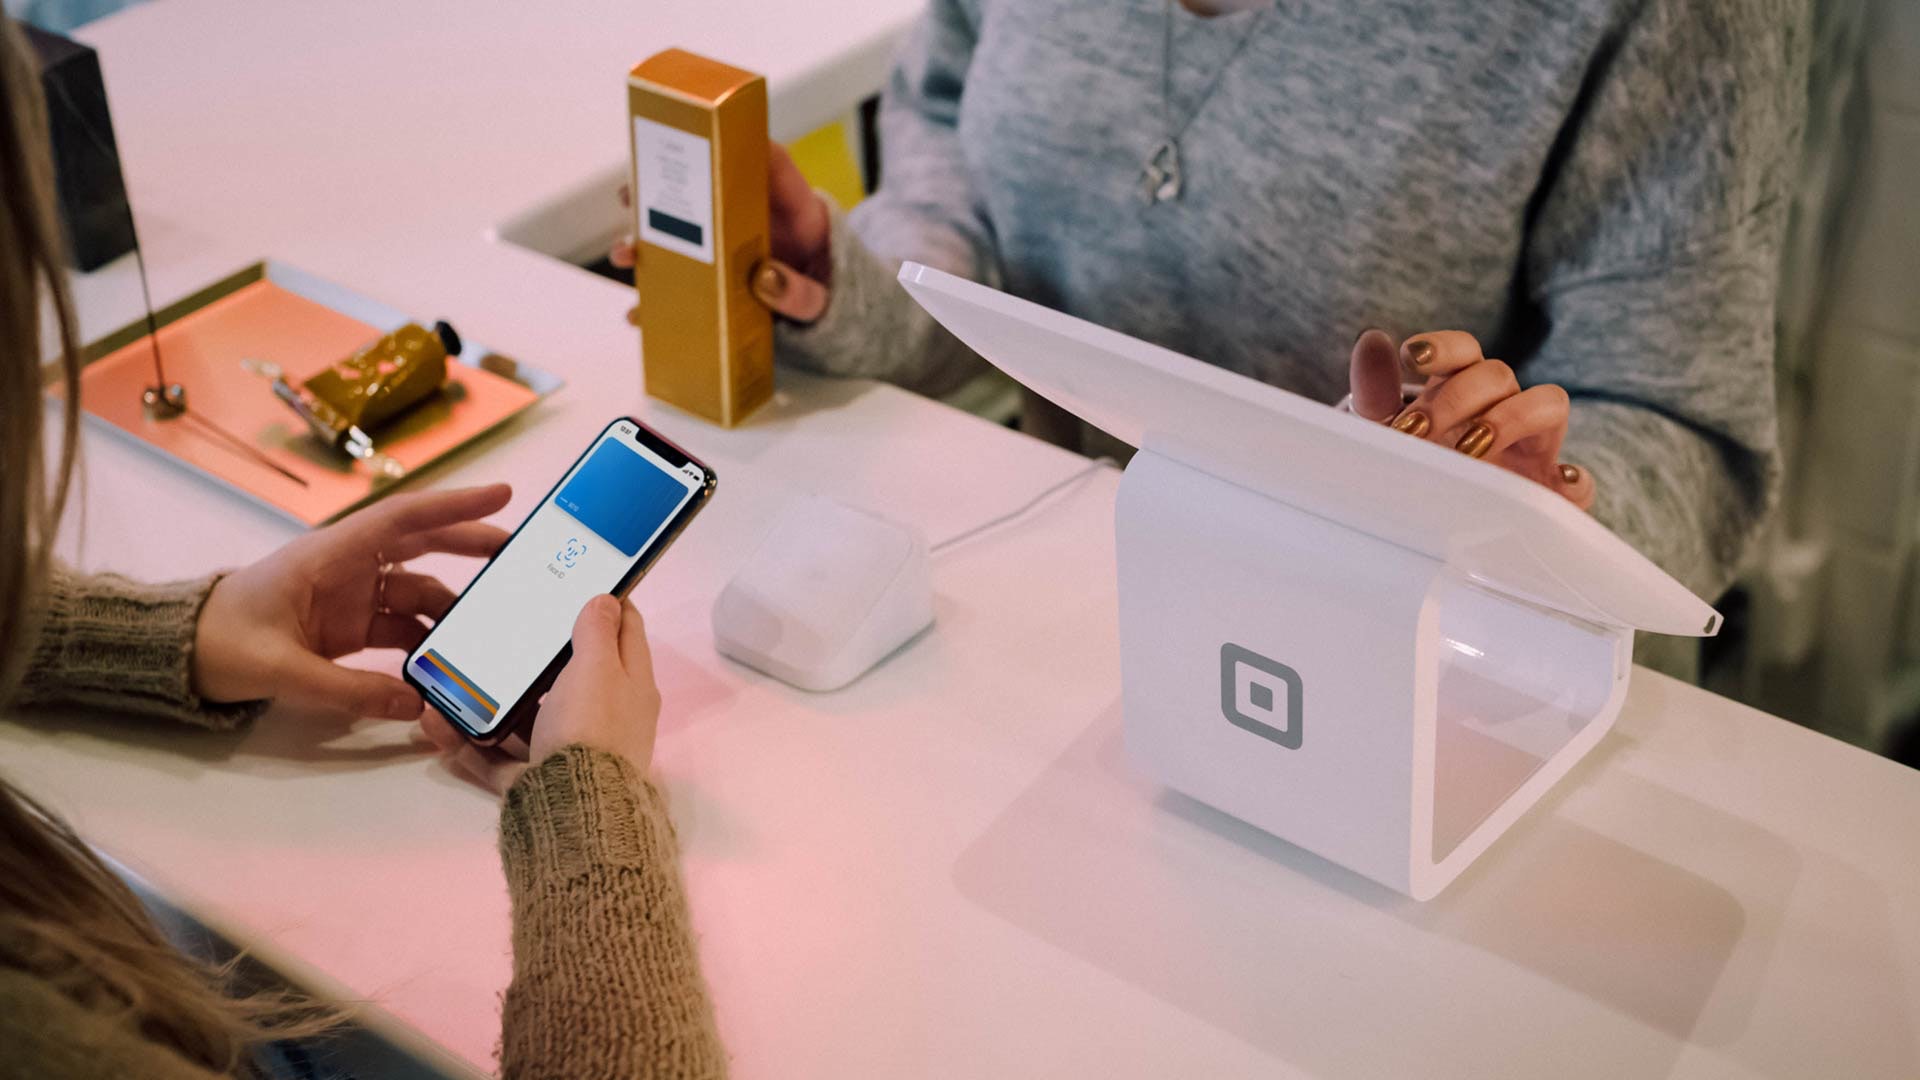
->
375, 551, 395, 614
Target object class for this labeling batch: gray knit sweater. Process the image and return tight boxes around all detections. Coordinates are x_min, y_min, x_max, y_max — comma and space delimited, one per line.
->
781, 0, 1808, 665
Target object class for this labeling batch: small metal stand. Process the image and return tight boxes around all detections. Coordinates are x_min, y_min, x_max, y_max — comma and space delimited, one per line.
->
141, 381, 187, 418
138, 370, 309, 486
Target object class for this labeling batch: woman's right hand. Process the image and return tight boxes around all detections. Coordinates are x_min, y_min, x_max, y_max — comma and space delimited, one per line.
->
612, 141, 831, 323
421, 594, 661, 794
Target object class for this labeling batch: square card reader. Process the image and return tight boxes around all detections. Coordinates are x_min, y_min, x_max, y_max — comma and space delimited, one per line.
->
899, 262, 1719, 900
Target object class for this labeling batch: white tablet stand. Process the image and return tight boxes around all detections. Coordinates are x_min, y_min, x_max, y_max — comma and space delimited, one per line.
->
900, 263, 1720, 900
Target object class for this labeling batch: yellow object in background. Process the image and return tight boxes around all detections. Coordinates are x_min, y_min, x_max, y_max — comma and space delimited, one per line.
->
786, 120, 866, 209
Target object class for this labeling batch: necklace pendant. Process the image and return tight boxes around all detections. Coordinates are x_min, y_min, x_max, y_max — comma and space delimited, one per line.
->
1140, 139, 1183, 204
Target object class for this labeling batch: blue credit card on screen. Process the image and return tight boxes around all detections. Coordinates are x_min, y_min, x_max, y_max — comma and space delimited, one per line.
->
554, 440, 691, 556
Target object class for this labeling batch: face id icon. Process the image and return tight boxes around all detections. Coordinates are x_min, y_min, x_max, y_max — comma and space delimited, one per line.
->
1221, 643, 1302, 749
556, 537, 588, 569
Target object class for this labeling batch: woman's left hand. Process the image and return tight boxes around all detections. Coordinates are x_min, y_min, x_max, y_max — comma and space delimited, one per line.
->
1348, 329, 1596, 509
191, 484, 514, 718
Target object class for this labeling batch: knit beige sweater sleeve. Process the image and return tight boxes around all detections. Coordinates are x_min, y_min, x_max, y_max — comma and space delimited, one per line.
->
3, 572, 726, 1077
10, 565, 266, 729
497, 745, 729, 1079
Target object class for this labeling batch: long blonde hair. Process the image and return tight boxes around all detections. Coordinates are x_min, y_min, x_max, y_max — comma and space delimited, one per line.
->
0, 18, 335, 1073
0, 17, 79, 695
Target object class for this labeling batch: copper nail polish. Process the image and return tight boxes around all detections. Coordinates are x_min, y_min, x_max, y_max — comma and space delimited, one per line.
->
1559, 463, 1581, 484
1405, 340, 1436, 369
1456, 421, 1494, 459
1391, 410, 1431, 438
753, 263, 788, 300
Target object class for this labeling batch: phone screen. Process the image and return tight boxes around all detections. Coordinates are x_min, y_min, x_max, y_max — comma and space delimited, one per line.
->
406, 419, 708, 737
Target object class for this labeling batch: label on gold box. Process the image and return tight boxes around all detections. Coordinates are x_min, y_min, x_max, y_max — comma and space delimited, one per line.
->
633, 116, 713, 264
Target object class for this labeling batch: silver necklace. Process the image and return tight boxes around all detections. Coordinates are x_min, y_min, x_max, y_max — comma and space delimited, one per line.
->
1140, 0, 1271, 204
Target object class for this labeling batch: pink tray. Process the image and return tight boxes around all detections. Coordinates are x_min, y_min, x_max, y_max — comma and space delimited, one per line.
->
66, 261, 561, 526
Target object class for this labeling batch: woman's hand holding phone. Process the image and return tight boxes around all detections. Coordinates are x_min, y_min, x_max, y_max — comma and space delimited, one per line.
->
420, 594, 663, 794
191, 484, 513, 719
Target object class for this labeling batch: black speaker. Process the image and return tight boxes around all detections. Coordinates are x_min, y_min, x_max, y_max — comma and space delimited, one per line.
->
23, 23, 136, 272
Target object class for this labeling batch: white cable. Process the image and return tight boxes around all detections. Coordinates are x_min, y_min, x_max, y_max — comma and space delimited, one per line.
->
929, 457, 1116, 555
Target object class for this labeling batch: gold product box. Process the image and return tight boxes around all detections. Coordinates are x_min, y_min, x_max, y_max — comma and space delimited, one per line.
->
628, 48, 773, 428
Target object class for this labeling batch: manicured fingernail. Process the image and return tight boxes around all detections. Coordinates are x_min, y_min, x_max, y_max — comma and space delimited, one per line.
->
1404, 339, 1436, 369
1455, 421, 1494, 459
1390, 410, 1431, 438
752, 263, 788, 302
1559, 463, 1582, 484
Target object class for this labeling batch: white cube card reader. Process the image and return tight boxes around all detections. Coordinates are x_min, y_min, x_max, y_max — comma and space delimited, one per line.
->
713, 495, 935, 692
899, 262, 1719, 900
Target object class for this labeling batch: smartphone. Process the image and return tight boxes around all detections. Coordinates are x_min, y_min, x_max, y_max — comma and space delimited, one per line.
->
405, 417, 716, 743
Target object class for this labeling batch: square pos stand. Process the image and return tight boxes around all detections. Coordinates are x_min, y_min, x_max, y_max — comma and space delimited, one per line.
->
900, 263, 1720, 900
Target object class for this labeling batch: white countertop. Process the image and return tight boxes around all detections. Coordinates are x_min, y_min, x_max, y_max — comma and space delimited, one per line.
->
4, 2, 1916, 1077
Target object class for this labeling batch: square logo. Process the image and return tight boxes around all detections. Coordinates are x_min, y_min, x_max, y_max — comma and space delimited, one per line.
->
1220, 643, 1302, 749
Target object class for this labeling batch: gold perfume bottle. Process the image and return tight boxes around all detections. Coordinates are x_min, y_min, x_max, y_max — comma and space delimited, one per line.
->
628, 48, 773, 428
